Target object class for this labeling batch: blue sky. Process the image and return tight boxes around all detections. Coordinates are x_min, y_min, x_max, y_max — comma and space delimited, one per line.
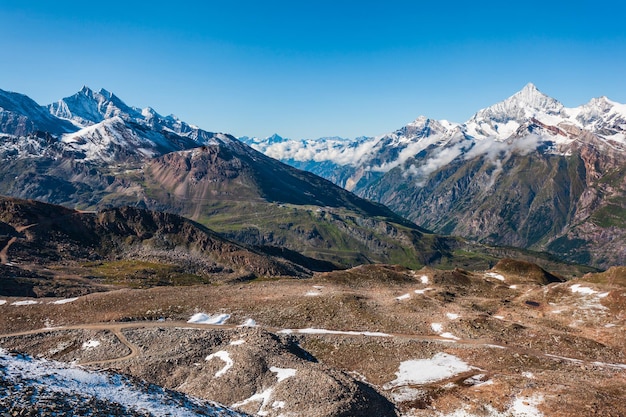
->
1, 1, 625, 139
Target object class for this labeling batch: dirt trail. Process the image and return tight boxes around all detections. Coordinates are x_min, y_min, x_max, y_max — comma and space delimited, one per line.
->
1, 320, 625, 371
0, 224, 37, 265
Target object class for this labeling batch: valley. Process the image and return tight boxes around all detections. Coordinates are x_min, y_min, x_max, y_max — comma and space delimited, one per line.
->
0, 84, 624, 416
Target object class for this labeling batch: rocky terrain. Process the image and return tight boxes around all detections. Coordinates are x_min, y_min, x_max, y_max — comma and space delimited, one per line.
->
1, 262, 624, 416
0, 195, 316, 298
0, 85, 624, 416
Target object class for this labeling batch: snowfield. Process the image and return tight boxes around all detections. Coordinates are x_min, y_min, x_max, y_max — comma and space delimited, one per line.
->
0, 349, 247, 416
187, 313, 231, 325
384, 353, 476, 388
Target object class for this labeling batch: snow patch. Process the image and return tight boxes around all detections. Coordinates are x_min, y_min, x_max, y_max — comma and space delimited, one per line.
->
396, 293, 411, 300
511, 394, 544, 417
205, 351, 233, 378
230, 339, 246, 346
414, 287, 434, 295
81, 340, 100, 350
278, 328, 390, 337
51, 297, 79, 305
272, 401, 285, 409
270, 366, 296, 383
0, 300, 6, 305
446, 313, 460, 320
0, 351, 246, 416
305, 291, 321, 296
187, 313, 230, 325
384, 353, 476, 388
11, 300, 39, 306
570, 284, 597, 295
420, 275, 429, 284
431, 323, 443, 333
240, 318, 257, 327
485, 272, 505, 281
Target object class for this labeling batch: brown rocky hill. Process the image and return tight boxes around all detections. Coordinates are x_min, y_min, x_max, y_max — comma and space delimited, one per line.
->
0, 196, 310, 297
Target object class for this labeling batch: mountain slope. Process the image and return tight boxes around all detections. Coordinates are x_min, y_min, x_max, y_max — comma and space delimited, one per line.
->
243, 84, 626, 268
0, 349, 249, 417
0, 87, 461, 270
0, 89, 77, 136
0, 196, 311, 297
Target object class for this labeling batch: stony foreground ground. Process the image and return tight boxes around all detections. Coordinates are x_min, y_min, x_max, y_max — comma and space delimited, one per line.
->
0, 264, 625, 416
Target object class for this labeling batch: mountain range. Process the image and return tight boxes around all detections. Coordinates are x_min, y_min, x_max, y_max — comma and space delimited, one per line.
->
0, 84, 622, 270
241, 84, 626, 268
0, 86, 481, 272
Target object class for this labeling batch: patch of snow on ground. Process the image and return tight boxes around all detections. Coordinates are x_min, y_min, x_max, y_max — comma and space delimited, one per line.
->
511, 394, 544, 417
11, 300, 39, 306
305, 291, 321, 296
414, 287, 433, 294
396, 293, 411, 300
231, 388, 274, 416
272, 401, 285, 410
270, 366, 296, 382
0, 300, 6, 305
278, 328, 391, 337
463, 374, 486, 385
494, 315, 505, 320
485, 272, 505, 281
431, 323, 443, 333
446, 313, 460, 320
50, 297, 79, 305
570, 284, 597, 295
598, 292, 610, 298
206, 351, 233, 378
420, 275, 429, 284
509, 285, 518, 289
383, 353, 475, 388
187, 313, 230, 325
240, 318, 257, 327
522, 371, 535, 379
440, 333, 460, 340
230, 339, 245, 346
82, 340, 100, 350
427, 393, 545, 417
0, 350, 246, 417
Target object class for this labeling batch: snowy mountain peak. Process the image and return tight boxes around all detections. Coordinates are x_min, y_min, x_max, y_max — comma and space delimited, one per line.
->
407, 115, 430, 127
48, 87, 141, 127
478, 83, 564, 120
508, 82, 562, 111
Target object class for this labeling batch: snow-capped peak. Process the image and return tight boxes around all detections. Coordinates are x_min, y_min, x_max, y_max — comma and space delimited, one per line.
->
48, 86, 141, 127
464, 83, 567, 140
472, 83, 564, 123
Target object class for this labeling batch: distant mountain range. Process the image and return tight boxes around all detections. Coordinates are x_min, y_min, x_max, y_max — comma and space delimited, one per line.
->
0, 84, 621, 270
241, 84, 626, 268
0, 86, 492, 271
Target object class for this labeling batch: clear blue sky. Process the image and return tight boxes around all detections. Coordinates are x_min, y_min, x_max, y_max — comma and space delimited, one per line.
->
1, 1, 625, 139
